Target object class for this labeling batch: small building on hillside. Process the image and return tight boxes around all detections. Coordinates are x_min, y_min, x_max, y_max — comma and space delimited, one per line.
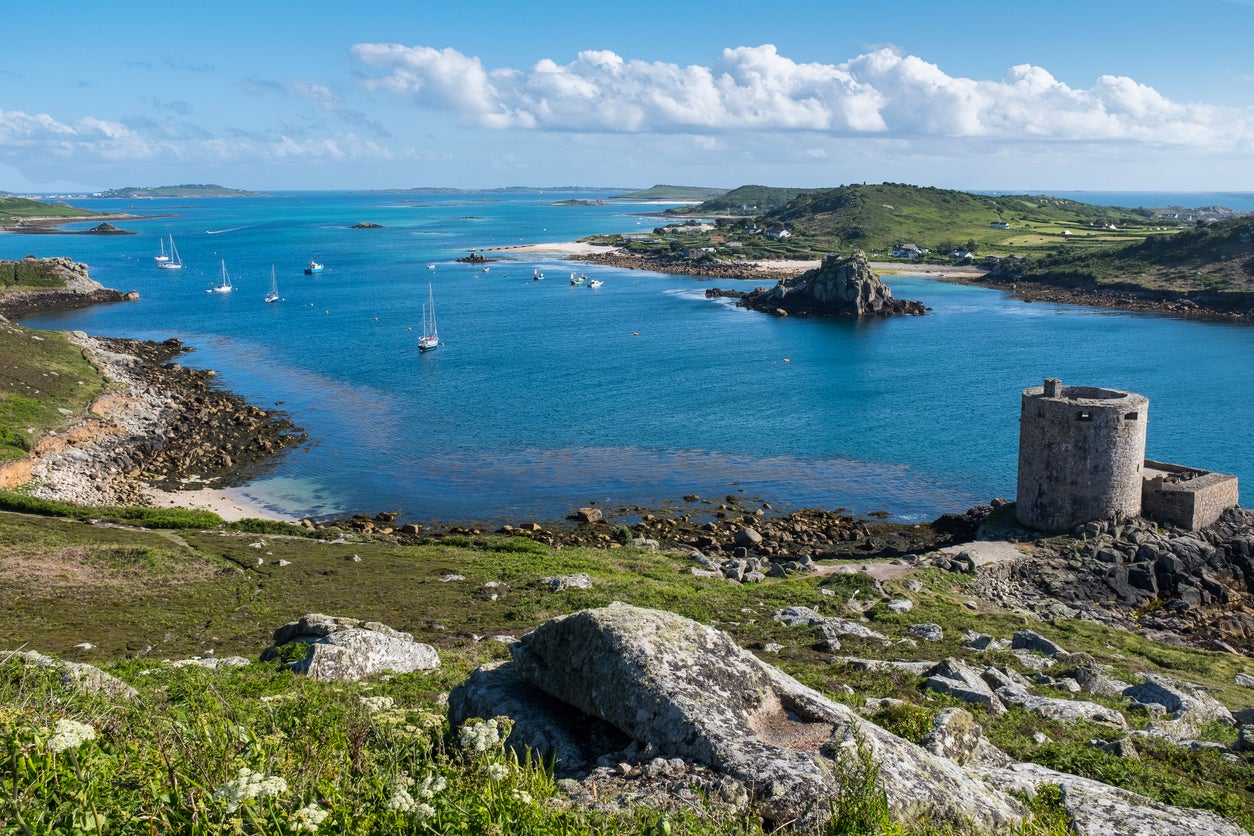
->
989, 221, 1011, 230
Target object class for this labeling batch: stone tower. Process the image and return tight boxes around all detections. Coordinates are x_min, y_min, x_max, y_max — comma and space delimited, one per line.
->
1016, 378, 1149, 531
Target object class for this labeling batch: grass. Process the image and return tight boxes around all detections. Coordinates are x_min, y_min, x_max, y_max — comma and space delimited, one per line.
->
0, 321, 107, 463
1, 501, 1252, 832
0, 197, 105, 226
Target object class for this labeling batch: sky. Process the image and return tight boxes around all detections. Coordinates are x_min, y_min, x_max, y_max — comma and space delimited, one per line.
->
3, 0, 1254, 194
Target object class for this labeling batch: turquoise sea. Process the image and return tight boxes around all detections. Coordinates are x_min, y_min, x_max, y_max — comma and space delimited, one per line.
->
7, 189, 1253, 524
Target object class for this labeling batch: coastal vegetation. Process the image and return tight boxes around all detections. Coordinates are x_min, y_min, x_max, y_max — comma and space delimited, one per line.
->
0, 318, 106, 463
1, 499, 1252, 833
0, 197, 106, 226
991, 215, 1254, 295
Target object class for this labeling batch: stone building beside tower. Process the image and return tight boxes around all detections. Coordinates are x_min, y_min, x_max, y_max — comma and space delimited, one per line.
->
1016, 378, 1239, 532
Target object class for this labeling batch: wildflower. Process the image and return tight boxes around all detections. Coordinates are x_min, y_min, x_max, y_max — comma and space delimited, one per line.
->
458, 718, 502, 752
416, 773, 447, 799
213, 767, 289, 812
513, 790, 532, 804
386, 786, 417, 813
289, 802, 329, 832
386, 774, 417, 813
359, 695, 395, 713
413, 802, 436, 821
486, 763, 508, 781
47, 719, 96, 753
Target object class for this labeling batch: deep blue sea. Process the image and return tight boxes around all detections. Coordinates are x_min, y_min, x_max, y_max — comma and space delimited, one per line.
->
6, 189, 1253, 524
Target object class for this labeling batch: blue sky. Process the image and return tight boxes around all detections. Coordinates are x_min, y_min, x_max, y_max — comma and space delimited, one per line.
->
4, 0, 1253, 193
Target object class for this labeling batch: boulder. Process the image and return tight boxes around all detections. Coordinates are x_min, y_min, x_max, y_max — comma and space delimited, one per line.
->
995, 686, 1128, 728
925, 658, 1007, 715
261, 613, 439, 682
20, 651, 138, 700
541, 574, 593, 592
909, 623, 944, 642
467, 603, 1022, 831
976, 761, 1246, 836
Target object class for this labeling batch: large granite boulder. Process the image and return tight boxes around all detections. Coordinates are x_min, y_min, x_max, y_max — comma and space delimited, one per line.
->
453, 602, 1021, 831
738, 251, 926, 317
19, 651, 138, 700
261, 613, 439, 682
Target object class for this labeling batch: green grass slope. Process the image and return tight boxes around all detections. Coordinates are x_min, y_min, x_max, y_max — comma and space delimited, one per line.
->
668, 184, 815, 215
0, 197, 106, 225
1009, 215, 1254, 295
1, 506, 1252, 833
0, 322, 106, 463
759, 183, 1170, 256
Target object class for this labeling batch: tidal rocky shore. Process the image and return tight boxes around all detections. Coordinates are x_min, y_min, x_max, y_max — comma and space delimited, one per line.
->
24, 333, 307, 507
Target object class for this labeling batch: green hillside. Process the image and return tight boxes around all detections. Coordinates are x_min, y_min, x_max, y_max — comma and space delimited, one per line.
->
667, 184, 814, 215
1006, 215, 1254, 294
754, 183, 1171, 256
615, 184, 729, 201
0, 197, 105, 225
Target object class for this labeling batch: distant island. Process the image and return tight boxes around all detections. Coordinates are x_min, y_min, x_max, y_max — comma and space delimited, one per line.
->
98, 184, 260, 198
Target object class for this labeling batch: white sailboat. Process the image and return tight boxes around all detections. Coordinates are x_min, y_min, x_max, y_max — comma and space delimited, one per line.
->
153, 236, 169, 263
208, 259, 233, 293
418, 283, 439, 352
265, 265, 279, 303
157, 235, 182, 270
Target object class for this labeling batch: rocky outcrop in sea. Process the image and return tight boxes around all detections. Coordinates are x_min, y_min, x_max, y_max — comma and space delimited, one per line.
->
712, 251, 927, 317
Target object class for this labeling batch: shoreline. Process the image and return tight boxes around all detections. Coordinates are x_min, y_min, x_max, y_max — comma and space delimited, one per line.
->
517, 241, 1253, 321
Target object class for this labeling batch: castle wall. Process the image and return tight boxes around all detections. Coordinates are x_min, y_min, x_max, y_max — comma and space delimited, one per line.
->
1141, 460, 1240, 530
1016, 379, 1149, 532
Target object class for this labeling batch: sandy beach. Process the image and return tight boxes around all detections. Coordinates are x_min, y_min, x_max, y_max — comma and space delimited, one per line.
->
20, 330, 296, 524
485, 240, 989, 280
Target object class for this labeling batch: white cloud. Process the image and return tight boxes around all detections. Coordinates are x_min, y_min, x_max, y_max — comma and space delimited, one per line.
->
350, 42, 1254, 149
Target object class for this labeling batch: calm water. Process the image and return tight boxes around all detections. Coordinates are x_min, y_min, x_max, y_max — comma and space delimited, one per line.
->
8, 190, 1253, 523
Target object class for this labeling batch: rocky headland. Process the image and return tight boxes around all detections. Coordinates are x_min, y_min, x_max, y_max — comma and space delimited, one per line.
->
0, 257, 306, 509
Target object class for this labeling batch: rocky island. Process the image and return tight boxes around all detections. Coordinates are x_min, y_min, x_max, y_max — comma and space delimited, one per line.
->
707, 250, 927, 317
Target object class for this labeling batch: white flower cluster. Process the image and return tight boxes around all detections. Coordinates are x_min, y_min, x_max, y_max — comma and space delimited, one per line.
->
513, 790, 532, 804
213, 767, 289, 812
386, 772, 442, 819
289, 802, 329, 833
458, 718, 502, 753
358, 695, 395, 713
47, 719, 96, 753
415, 773, 447, 800
486, 763, 508, 781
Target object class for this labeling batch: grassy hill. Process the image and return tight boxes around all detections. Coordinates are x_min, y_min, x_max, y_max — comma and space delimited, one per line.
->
667, 184, 815, 215
1004, 215, 1254, 295
755, 183, 1171, 256
0, 197, 106, 225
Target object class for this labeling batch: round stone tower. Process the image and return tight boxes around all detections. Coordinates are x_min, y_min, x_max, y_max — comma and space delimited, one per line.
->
1016, 378, 1149, 531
